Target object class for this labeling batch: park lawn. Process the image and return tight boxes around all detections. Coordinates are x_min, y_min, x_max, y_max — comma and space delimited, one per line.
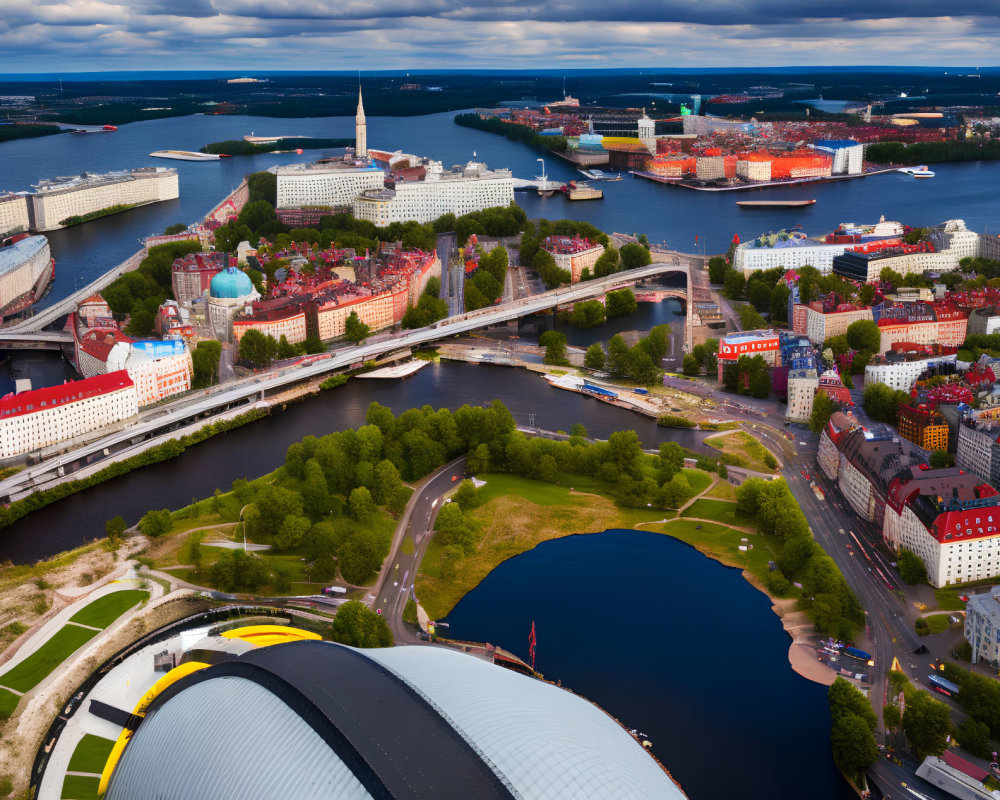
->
923, 614, 954, 634
69, 590, 149, 629
655, 518, 792, 596
416, 479, 664, 620
0, 625, 98, 693
705, 431, 777, 473
61, 774, 100, 800
934, 588, 969, 611
681, 498, 749, 528
0, 688, 19, 719
67, 734, 115, 774
475, 474, 577, 506
705, 480, 738, 501
681, 468, 713, 496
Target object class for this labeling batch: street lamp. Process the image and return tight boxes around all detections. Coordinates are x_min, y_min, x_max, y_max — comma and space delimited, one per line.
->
238, 503, 250, 553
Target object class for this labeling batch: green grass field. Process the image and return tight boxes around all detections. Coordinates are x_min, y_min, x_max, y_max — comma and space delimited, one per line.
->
475, 474, 581, 506
681, 498, 749, 528
61, 773, 100, 800
0, 688, 19, 719
69, 590, 149, 629
0, 625, 98, 693
923, 614, 954, 634
681, 468, 713, 496
67, 734, 115, 774
705, 480, 738, 501
934, 588, 968, 611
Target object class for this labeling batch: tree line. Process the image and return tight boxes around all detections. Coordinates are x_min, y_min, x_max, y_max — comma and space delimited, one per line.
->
583, 325, 670, 385
454, 113, 569, 154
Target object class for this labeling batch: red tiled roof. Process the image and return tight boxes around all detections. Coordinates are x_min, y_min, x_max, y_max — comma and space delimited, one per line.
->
0, 371, 134, 420
939, 750, 988, 781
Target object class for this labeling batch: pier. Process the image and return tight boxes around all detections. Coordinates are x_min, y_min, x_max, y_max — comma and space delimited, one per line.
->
357, 360, 430, 379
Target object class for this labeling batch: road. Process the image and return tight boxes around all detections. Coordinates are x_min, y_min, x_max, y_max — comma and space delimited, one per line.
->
373, 457, 468, 643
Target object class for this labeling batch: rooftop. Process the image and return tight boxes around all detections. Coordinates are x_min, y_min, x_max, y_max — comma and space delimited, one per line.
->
0, 371, 134, 420
0, 235, 48, 278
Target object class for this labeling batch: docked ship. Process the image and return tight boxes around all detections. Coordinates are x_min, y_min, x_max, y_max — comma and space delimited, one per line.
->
0, 235, 54, 323
563, 181, 604, 201
149, 150, 228, 161
821, 215, 905, 245
579, 169, 623, 181
735, 199, 816, 208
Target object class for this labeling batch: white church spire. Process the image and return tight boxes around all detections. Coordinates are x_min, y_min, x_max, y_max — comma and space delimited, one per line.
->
355, 85, 367, 159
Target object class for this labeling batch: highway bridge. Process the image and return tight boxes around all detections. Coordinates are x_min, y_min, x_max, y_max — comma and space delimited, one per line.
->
0, 259, 694, 503
0, 330, 73, 350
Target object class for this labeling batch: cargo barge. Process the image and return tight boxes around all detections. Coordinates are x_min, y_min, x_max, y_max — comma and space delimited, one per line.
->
736, 199, 816, 208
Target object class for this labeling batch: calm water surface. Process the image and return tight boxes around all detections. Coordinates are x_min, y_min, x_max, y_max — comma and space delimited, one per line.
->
0, 110, 998, 310
444, 529, 855, 800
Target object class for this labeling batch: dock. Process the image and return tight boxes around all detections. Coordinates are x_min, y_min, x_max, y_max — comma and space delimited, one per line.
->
357, 359, 430, 379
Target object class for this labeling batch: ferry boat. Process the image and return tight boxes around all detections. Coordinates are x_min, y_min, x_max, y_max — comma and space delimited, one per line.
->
564, 181, 603, 201
898, 165, 935, 178
735, 199, 816, 208
149, 150, 229, 161
102, 125, 118, 131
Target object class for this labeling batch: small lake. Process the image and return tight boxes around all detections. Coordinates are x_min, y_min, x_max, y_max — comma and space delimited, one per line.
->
443, 529, 855, 800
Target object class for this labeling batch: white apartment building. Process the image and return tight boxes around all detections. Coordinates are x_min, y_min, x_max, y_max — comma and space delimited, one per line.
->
0, 193, 30, 236
929, 219, 980, 261
105, 340, 193, 407
352, 160, 514, 226
29, 168, 179, 232
839, 456, 879, 521
735, 159, 771, 181
882, 469, 1000, 587
786, 369, 819, 422
802, 305, 873, 345
734, 241, 848, 277
812, 141, 864, 175
275, 164, 386, 210
0, 235, 51, 311
964, 587, 1000, 665
0, 371, 138, 460
864, 352, 958, 392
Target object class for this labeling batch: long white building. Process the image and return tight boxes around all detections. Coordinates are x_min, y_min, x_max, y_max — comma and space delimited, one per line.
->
275, 163, 386, 210
0, 371, 138, 460
864, 350, 958, 392
964, 587, 1000, 666
352, 159, 515, 226
29, 168, 179, 232
0, 193, 30, 237
0, 235, 53, 316
734, 238, 849, 276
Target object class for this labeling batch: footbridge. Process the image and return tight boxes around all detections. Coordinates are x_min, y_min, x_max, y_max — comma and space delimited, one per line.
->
0, 259, 695, 502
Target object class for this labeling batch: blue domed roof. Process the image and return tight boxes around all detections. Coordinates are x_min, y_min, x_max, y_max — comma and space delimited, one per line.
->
210, 267, 254, 299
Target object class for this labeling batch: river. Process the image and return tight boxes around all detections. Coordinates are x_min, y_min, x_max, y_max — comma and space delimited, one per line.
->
1, 109, 999, 314
443, 529, 855, 800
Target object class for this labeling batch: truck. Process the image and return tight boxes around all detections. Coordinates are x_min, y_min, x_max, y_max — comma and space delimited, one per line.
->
843, 646, 871, 662
321, 586, 347, 597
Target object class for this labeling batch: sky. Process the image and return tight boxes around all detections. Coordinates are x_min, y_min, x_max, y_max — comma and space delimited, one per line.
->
1, 0, 999, 72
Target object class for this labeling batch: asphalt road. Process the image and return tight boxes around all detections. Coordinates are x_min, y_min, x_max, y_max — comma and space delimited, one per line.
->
373, 456, 468, 643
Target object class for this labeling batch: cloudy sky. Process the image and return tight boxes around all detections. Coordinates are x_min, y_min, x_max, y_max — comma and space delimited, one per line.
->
1, 0, 998, 72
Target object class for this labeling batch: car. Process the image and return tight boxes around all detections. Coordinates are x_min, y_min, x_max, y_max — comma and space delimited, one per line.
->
450, 475, 458, 482
838, 529, 845, 535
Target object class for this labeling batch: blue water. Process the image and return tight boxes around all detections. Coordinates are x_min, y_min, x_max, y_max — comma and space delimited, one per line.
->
443, 529, 854, 800
1, 110, 999, 311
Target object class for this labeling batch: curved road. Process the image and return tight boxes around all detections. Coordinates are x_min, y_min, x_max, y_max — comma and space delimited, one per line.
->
372, 456, 468, 643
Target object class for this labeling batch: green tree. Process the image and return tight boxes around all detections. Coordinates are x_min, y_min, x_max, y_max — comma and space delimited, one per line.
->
898, 549, 928, 585
163, 222, 187, 235
539, 330, 569, 365
344, 311, 371, 344
955, 718, 992, 759
605, 288, 638, 317
138, 509, 172, 538
453, 480, 482, 511
338, 528, 386, 585
275, 514, 311, 551
105, 515, 127, 541
569, 300, 606, 328
584, 342, 606, 371
747, 280, 771, 314
238, 329, 276, 368
882, 704, 902, 731
723, 270, 746, 300
928, 450, 954, 469
191, 340, 222, 389
830, 713, 878, 784
329, 600, 393, 648
846, 320, 881, 354
593, 247, 620, 278
708, 256, 728, 284
770, 283, 790, 323
270, 561, 293, 594
276, 334, 298, 360
808, 391, 836, 433
210, 549, 269, 592
348, 486, 376, 520
902, 691, 952, 758
682, 353, 700, 376
620, 242, 652, 271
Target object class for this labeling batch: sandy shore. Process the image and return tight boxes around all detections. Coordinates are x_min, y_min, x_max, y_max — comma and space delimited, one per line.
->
769, 595, 837, 686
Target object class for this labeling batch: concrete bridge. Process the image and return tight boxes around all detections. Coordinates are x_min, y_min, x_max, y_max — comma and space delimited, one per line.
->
0, 259, 698, 502
0, 330, 73, 350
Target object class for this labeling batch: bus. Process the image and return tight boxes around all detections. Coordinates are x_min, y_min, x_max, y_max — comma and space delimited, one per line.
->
928, 674, 961, 697
321, 586, 347, 598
